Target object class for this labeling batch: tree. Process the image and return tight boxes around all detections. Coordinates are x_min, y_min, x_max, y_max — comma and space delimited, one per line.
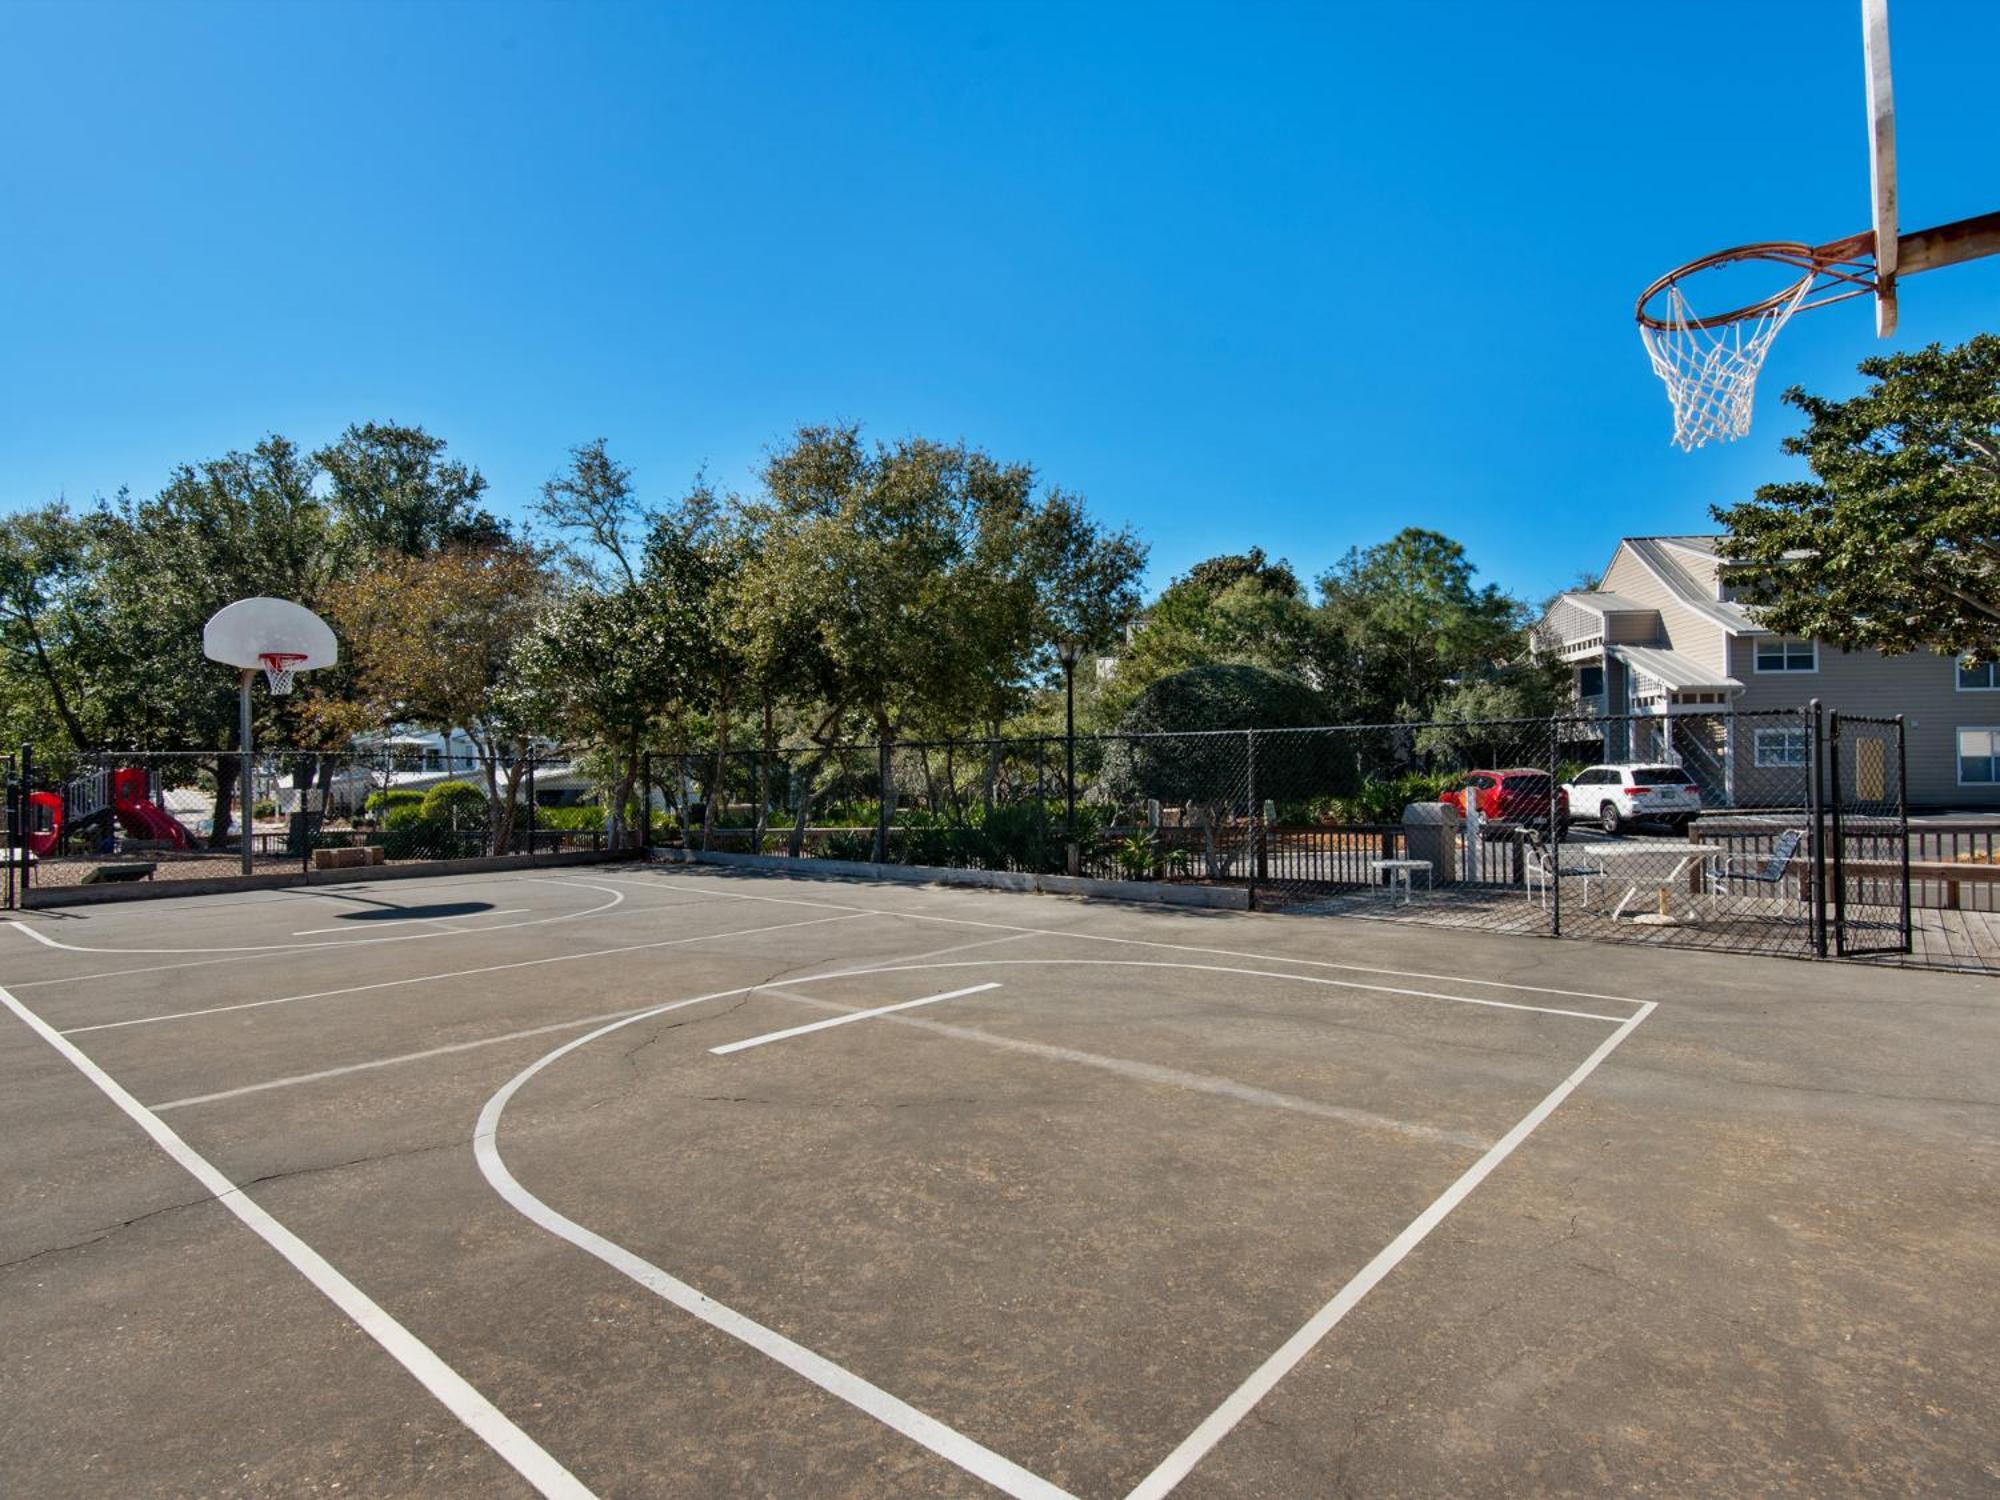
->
507, 580, 698, 850
1413, 666, 1568, 767
1713, 334, 2000, 662
1101, 663, 1345, 874
89, 436, 342, 842
535, 438, 643, 585
733, 424, 1145, 859
1316, 528, 1525, 722
327, 544, 552, 852
0, 504, 98, 749
1105, 548, 1333, 721
317, 423, 506, 558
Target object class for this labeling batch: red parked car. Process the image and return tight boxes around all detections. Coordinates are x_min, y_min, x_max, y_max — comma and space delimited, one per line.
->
1439, 769, 1566, 825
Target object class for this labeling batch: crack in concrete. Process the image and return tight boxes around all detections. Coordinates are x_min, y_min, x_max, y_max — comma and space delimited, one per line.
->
0, 1138, 460, 1275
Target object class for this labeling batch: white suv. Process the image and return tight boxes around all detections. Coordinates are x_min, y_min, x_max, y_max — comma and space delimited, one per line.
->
1561, 764, 1702, 835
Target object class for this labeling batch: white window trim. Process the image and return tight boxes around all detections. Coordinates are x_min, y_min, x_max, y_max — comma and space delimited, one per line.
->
1955, 660, 2000, 692
1956, 726, 2000, 787
1753, 726, 1810, 768
1752, 635, 1818, 674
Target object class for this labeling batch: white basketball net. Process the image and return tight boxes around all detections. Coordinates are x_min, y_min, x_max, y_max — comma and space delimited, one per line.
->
260, 653, 307, 696
1639, 274, 1814, 450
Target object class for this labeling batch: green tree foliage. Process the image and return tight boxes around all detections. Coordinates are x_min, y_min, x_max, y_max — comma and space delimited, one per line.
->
1106, 548, 1336, 720
1413, 666, 1568, 767
1316, 527, 1526, 721
1103, 663, 1343, 807
733, 423, 1145, 857
1713, 334, 2000, 662
535, 438, 644, 584
317, 423, 506, 557
0, 504, 99, 748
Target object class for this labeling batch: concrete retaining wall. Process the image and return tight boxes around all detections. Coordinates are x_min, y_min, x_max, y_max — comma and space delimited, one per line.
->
21, 848, 638, 910
647, 846, 1250, 911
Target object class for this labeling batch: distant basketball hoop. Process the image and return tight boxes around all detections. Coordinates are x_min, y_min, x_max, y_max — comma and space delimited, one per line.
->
202, 597, 340, 874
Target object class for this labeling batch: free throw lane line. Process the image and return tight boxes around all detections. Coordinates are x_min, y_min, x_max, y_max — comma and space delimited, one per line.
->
709, 982, 1002, 1055
1121, 999, 1660, 1500
0, 983, 594, 1500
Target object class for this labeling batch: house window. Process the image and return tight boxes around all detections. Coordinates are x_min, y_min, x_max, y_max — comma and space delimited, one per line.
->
1754, 636, 1817, 672
1958, 660, 1999, 691
1754, 727, 1810, 768
1959, 728, 2000, 785
1577, 664, 1604, 697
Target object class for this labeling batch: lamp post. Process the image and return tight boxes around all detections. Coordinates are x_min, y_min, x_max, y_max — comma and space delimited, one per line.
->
1056, 638, 1081, 855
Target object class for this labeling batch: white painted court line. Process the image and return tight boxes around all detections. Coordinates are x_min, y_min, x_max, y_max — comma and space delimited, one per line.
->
1121, 999, 1659, 1500
757, 986, 1490, 1152
0, 983, 595, 1500
709, 982, 1002, 1055
3, 877, 631, 957
149, 932, 1037, 1112
593, 868, 1657, 1007
476, 1002, 1077, 1500
60, 911, 875, 1035
291, 909, 530, 936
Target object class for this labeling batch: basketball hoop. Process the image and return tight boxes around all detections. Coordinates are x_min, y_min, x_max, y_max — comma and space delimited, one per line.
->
1635, 237, 1878, 450
259, 651, 310, 696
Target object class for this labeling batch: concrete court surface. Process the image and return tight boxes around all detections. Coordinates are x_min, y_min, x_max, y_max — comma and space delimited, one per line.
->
0, 862, 1994, 1499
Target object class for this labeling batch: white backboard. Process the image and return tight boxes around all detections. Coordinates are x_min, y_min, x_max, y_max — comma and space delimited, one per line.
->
202, 597, 339, 672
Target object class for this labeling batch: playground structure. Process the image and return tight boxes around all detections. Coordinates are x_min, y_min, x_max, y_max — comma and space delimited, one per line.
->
24, 765, 197, 859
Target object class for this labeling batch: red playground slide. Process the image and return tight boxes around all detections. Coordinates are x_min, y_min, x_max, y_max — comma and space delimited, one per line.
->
110, 768, 195, 849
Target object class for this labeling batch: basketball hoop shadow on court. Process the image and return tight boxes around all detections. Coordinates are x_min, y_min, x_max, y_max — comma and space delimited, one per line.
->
1637, 0, 2000, 450
203, 596, 338, 876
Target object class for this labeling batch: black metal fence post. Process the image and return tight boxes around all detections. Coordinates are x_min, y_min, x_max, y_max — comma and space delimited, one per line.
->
1246, 728, 1260, 908
1808, 699, 1827, 958
1828, 709, 1847, 955
19, 743, 32, 899
1547, 715, 1562, 937
1896, 714, 1912, 954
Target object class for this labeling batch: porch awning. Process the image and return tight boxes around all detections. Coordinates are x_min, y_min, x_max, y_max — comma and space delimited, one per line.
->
1610, 645, 1743, 693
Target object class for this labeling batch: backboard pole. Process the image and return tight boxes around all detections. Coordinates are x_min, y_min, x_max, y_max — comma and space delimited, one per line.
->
1863, 0, 1898, 335
240, 669, 255, 877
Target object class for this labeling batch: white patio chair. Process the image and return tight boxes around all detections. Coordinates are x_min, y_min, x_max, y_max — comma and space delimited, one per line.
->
1525, 836, 1606, 911
1703, 829, 1808, 915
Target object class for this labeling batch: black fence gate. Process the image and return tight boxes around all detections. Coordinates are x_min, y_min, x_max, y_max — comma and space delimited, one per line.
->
1827, 711, 1912, 958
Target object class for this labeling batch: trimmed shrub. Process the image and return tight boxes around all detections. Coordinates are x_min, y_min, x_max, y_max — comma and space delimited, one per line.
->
420, 780, 489, 819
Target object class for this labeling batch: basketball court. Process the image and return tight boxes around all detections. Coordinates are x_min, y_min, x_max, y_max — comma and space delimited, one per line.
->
3, 862, 1994, 1497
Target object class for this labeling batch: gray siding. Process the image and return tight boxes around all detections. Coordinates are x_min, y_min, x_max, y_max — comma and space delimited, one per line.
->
1600, 548, 1727, 664
1604, 610, 1662, 645
1726, 638, 2000, 809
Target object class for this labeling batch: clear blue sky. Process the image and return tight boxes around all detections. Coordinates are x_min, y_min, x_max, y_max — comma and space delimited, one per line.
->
5, 0, 1996, 604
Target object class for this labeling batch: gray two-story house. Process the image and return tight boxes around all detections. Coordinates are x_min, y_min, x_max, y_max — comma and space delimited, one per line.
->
1538, 535, 2000, 811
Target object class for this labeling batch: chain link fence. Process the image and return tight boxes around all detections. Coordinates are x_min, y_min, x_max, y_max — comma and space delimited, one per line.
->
642, 704, 1985, 969
7, 745, 610, 896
